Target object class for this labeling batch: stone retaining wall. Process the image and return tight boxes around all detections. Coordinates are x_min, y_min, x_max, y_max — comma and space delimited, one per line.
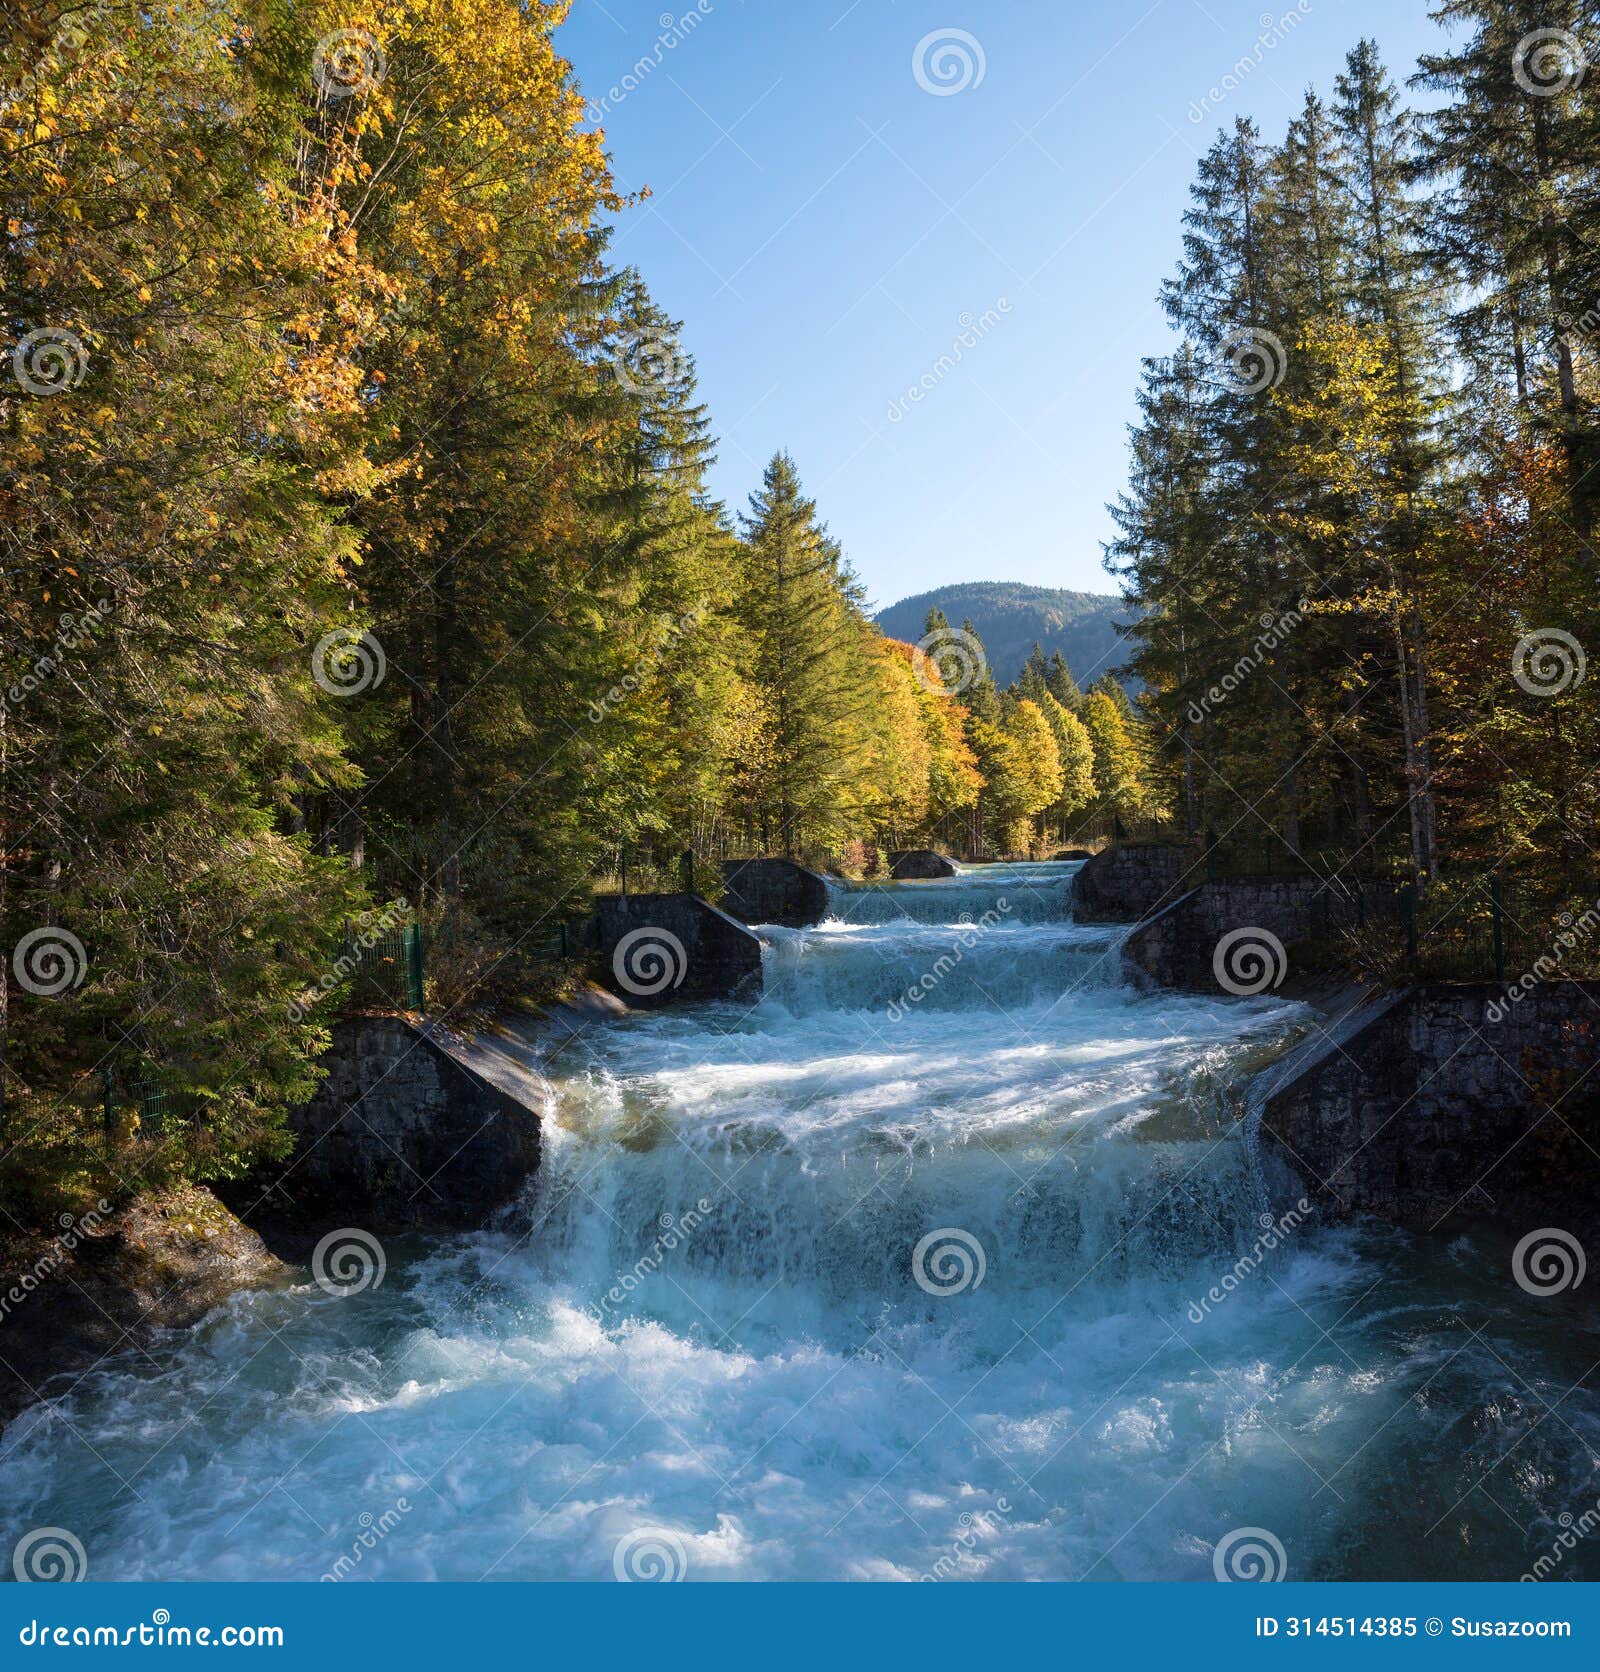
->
888, 850, 958, 879
594, 893, 763, 1007
1258, 982, 1600, 1240
720, 858, 831, 927
252, 1016, 543, 1238
1123, 877, 1364, 990
1071, 843, 1193, 922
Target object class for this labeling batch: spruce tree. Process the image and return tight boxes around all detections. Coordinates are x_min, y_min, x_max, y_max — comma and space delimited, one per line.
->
1044, 651, 1083, 712
1415, 1, 1600, 558
958, 618, 1003, 725
737, 453, 880, 857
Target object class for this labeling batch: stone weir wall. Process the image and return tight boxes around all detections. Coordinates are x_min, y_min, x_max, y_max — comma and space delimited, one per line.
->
889, 850, 958, 879
241, 1016, 544, 1241
593, 893, 763, 1007
1071, 843, 1193, 923
1123, 877, 1363, 991
720, 858, 831, 928
1258, 982, 1600, 1242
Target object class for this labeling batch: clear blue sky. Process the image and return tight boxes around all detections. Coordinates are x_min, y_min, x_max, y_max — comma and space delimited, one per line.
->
558, 0, 1443, 610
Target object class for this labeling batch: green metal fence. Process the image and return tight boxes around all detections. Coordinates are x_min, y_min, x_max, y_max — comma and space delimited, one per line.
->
1200, 828, 1413, 885
342, 920, 425, 1011
1406, 876, 1600, 985
1180, 830, 1598, 986
2, 1059, 180, 1156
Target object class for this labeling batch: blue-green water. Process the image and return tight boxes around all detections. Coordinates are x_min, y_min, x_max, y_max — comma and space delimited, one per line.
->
3, 863, 1597, 1581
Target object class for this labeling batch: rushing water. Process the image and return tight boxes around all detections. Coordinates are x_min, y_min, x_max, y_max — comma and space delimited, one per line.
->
4, 862, 1599, 1582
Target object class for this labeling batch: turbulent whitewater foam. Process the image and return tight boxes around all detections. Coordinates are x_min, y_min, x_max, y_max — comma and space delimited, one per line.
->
3, 862, 1597, 1582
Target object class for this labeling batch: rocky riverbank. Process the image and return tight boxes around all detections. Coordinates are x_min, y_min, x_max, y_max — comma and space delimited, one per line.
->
0, 1184, 289, 1434
0, 989, 628, 1436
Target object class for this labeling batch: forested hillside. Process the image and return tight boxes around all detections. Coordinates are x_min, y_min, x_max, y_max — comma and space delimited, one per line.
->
876, 583, 1127, 688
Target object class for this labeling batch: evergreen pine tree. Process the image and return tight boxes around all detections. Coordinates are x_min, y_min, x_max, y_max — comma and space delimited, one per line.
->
1044, 651, 1083, 712
738, 453, 881, 857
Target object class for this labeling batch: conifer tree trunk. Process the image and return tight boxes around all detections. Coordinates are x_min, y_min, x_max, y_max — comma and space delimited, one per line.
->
1530, 96, 1595, 571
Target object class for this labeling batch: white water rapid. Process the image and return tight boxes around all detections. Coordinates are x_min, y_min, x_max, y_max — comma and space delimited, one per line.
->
3, 862, 1597, 1581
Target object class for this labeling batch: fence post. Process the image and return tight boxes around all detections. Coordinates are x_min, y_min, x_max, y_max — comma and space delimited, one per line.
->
681, 847, 694, 895
1402, 883, 1418, 975
560, 920, 570, 960
404, 922, 425, 1011
1205, 828, 1218, 882
1490, 876, 1505, 985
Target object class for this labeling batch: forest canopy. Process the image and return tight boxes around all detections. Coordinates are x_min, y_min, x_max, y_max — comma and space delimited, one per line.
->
1, 0, 1119, 1199
7, 0, 1595, 1205
1108, 13, 1599, 892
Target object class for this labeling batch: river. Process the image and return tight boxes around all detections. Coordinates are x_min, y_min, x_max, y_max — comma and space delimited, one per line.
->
3, 862, 1597, 1581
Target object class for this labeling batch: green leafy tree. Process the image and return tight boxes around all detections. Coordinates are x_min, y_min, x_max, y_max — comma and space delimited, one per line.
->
1082, 690, 1145, 823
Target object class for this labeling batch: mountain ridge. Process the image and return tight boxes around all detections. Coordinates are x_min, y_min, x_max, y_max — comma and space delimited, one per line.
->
874, 581, 1132, 690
